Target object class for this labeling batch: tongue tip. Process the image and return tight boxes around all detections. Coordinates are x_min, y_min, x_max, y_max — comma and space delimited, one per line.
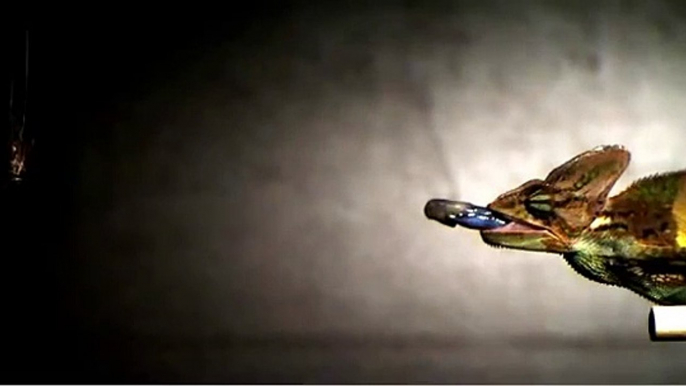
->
424, 199, 510, 230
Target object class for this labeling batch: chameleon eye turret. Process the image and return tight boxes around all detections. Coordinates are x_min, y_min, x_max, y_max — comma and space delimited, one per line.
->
425, 145, 686, 307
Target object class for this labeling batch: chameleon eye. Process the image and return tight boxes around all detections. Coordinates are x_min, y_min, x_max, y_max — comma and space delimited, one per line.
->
525, 194, 553, 219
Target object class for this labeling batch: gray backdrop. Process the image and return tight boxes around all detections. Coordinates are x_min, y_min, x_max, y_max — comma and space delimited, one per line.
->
40, 0, 686, 383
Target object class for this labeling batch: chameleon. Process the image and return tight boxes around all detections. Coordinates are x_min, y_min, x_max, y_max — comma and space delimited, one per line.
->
424, 145, 686, 305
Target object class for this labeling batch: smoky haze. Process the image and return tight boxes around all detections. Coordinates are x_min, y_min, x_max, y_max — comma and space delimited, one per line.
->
10, 1, 686, 383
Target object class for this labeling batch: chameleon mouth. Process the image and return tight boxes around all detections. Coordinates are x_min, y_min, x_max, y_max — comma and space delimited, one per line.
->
423, 198, 550, 234
478, 213, 568, 252
425, 198, 568, 251
480, 219, 546, 234
424, 199, 511, 230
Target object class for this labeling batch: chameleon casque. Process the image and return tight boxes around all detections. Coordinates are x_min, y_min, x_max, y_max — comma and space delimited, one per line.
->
424, 145, 686, 305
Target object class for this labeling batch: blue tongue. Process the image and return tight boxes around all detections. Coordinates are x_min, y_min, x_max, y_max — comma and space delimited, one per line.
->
424, 199, 510, 230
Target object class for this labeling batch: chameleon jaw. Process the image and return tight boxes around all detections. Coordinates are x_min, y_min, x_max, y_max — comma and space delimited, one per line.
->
480, 218, 571, 253
424, 198, 570, 252
480, 219, 549, 234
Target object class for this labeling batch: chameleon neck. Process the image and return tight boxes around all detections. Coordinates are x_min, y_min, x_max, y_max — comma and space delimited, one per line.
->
563, 251, 686, 304
562, 252, 618, 287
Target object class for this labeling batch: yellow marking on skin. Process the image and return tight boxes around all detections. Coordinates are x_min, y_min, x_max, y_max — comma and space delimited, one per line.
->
673, 179, 686, 248
589, 216, 612, 230
651, 274, 685, 284
629, 266, 644, 276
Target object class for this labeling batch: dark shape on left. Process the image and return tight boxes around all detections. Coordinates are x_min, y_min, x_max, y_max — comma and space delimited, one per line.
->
6, 27, 33, 187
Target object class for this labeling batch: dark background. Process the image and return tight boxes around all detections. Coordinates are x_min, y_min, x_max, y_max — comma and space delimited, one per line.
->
4, 1, 686, 383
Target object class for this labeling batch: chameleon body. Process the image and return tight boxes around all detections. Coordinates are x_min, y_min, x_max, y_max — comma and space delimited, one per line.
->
425, 145, 686, 305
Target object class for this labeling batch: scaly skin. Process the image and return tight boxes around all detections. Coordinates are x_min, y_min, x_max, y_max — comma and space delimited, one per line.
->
446, 145, 686, 304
